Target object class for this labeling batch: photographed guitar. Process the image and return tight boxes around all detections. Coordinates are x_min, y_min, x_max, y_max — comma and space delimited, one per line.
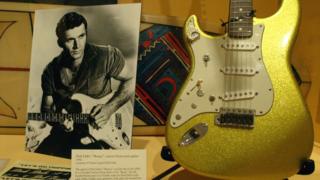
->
26, 92, 133, 152
166, 0, 314, 179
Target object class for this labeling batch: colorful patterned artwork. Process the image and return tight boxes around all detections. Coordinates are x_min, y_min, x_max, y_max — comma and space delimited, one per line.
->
135, 25, 190, 125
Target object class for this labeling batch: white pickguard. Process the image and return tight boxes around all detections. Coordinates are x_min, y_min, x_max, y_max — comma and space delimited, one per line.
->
170, 20, 273, 128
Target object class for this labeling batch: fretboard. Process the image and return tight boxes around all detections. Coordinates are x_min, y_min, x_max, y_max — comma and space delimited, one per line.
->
28, 113, 91, 124
228, 0, 253, 38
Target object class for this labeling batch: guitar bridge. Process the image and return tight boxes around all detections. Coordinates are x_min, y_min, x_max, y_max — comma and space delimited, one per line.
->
215, 108, 255, 128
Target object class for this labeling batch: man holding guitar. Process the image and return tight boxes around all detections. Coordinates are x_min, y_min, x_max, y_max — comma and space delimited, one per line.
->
31, 12, 134, 158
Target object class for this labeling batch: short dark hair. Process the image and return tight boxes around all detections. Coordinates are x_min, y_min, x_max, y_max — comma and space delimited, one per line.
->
56, 12, 87, 47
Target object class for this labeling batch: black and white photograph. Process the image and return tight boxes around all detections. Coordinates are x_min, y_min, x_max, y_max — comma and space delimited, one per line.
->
25, 3, 141, 158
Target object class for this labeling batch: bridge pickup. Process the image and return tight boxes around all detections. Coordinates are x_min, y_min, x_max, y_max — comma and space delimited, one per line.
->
215, 108, 255, 128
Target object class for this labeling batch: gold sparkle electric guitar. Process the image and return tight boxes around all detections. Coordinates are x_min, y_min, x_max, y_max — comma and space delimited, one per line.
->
166, 0, 314, 179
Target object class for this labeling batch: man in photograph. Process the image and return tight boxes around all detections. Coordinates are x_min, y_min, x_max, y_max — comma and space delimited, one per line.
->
32, 12, 134, 158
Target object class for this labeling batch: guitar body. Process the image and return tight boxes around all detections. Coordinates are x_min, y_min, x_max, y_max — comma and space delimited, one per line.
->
166, 0, 314, 179
71, 93, 133, 149
26, 93, 133, 152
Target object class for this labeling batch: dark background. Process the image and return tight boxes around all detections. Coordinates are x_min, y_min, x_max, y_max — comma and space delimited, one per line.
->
0, 0, 117, 5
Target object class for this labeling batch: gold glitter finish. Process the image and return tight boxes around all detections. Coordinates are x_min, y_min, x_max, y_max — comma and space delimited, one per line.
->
166, 0, 314, 179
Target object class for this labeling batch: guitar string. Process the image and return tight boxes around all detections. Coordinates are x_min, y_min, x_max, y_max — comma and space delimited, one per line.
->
230, 0, 235, 113
248, 2, 252, 114
238, 0, 242, 113
223, 32, 227, 114
241, 0, 249, 114
245, 12, 249, 114
233, 1, 241, 113
224, 23, 228, 115
234, 0, 239, 112
240, 7, 243, 113
242, 0, 249, 113
224, 0, 231, 115
224, 1, 228, 114
226, 2, 230, 114
241, 0, 251, 115
241, 0, 248, 115
237, 0, 242, 112
233, 0, 237, 113
249, 1, 253, 115
249, 1, 252, 113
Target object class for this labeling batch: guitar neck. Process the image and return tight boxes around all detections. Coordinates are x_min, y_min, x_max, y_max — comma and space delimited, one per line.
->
28, 113, 91, 124
228, 0, 253, 38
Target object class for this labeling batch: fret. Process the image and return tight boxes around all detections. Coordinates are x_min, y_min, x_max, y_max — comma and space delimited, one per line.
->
231, 6, 252, 9
228, 30, 252, 33
228, 25, 252, 30
229, 25, 252, 28
230, 4, 252, 7
229, 25, 252, 30
230, 1, 252, 3
231, 0, 251, 1
228, 33, 252, 36
230, 13, 253, 16
230, 0, 252, 2
229, 28, 252, 32
229, 21, 253, 25
228, 33, 252, 38
229, 28, 253, 32
230, 2, 252, 5
231, 0, 252, 2
231, 11, 253, 14
228, 17, 253, 21
230, 10, 253, 14
230, 5, 252, 8
229, 24, 252, 29
230, 1, 252, 4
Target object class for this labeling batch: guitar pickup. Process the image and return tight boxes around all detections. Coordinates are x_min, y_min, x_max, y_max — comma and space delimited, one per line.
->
221, 41, 257, 51
215, 108, 255, 128
115, 113, 122, 130
220, 67, 257, 76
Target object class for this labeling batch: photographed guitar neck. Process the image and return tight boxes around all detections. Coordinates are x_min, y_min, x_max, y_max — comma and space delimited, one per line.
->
28, 112, 90, 124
